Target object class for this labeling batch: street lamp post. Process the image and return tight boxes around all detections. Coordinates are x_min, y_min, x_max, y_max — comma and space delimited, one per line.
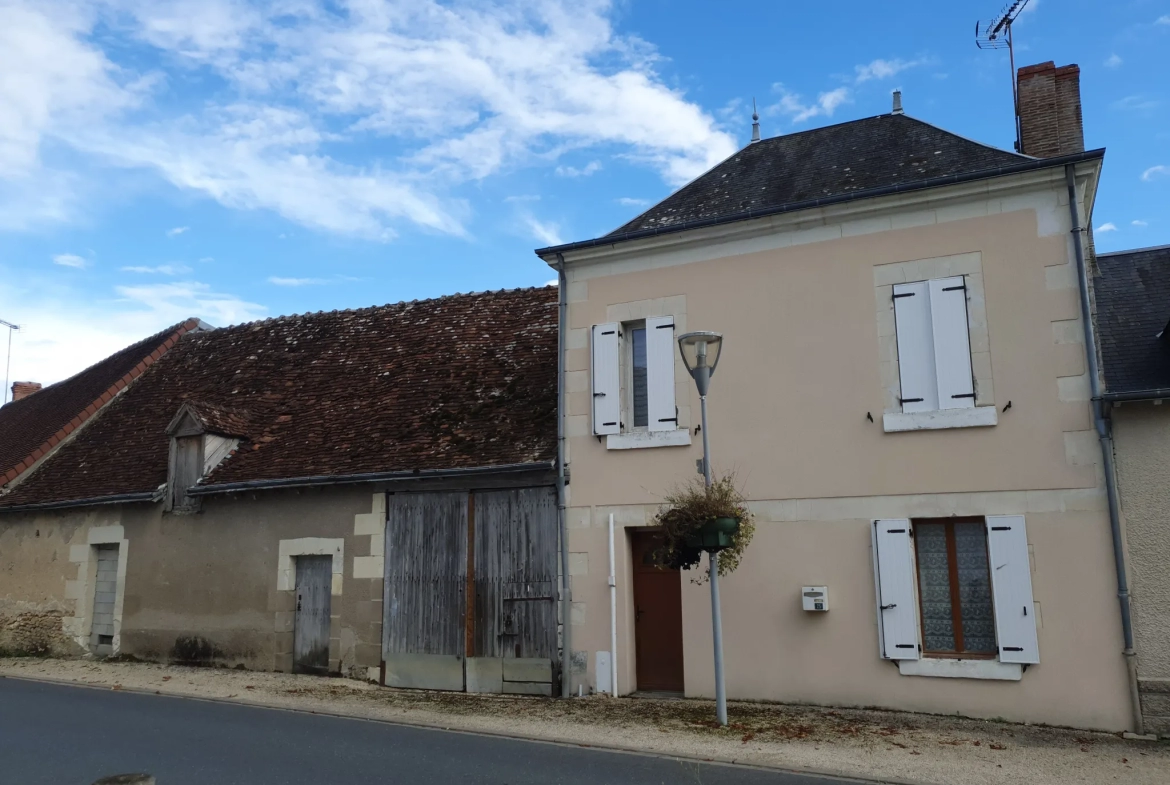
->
677, 331, 727, 727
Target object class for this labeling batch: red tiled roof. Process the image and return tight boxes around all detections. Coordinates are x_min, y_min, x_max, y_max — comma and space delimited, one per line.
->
0, 319, 202, 488
0, 288, 557, 508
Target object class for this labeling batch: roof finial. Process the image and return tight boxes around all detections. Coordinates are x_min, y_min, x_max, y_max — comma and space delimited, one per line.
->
750, 98, 761, 143
891, 89, 904, 115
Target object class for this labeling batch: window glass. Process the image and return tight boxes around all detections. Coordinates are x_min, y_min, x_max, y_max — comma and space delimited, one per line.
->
631, 327, 648, 428
914, 520, 996, 656
916, 523, 955, 652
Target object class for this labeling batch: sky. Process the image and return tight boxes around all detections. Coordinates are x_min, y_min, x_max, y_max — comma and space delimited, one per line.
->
1, 0, 1167, 393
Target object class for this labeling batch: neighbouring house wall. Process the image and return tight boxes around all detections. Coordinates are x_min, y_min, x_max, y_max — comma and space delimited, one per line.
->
1111, 403, 1170, 736
0, 487, 386, 678
559, 175, 1133, 730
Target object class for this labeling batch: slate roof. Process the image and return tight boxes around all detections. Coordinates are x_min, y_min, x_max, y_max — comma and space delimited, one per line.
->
0, 287, 558, 509
609, 114, 1029, 236
0, 319, 202, 487
1095, 244, 1170, 398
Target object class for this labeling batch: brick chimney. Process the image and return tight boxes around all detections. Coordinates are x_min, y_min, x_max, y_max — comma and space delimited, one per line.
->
1017, 61, 1084, 157
11, 382, 41, 402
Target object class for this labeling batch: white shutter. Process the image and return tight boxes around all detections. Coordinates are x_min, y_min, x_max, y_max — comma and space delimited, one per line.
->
986, 515, 1040, 664
893, 281, 937, 413
872, 519, 920, 660
645, 315, 677, 432
929, 276, 975, 410
591, 323, 621, 436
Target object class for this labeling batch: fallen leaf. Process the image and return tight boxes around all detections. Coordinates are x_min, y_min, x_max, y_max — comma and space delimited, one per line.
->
111, 685, 123, 691
990, 743, 1006, 750
910, 750, 921, 755
741, 732, 756, 744
162, 676, 171, 681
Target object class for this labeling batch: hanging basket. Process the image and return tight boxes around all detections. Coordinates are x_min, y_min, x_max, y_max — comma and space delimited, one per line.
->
684, 516, 741, 551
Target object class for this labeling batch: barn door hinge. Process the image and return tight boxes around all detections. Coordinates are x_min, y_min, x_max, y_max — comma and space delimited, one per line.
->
942, 284, 966, 292
951, 393, 976, 399
892, 292, 915, 299
899, 397, 924, 404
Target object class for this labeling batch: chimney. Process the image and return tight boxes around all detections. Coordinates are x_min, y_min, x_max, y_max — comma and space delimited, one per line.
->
1017, 61, 1084, 157
11, 382, 41, 402
891, 90, 903, 115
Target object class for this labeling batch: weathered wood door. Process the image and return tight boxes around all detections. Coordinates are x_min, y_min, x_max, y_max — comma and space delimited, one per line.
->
382, 487, 558, 693
473, 488, 558, 660
383, 492, 468, 690
294, 555, 332, 674
631, 531, 685, 692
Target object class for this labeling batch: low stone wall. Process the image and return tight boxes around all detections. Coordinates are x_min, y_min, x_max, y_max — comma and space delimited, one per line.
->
0, 609, 80, 657
1139, 679, 1170, 738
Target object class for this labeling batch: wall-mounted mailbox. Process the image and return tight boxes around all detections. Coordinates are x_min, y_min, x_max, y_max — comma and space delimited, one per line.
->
802, 586, 828, 612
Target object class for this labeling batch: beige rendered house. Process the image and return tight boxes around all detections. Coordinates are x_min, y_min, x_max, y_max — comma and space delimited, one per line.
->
1095, 243, 1170, 737
538, 62, 1143, 732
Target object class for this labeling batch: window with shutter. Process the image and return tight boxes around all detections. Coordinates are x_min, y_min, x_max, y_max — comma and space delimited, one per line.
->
985, 515, 1040, 664
892, 276, 975, 414
591, 323, 621, 436
912, 519, 996, 656
871, 519, 921, 660
645, 315, 677, 432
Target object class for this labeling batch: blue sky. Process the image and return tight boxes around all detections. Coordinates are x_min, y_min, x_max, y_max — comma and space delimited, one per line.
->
1, 0, 1168, 389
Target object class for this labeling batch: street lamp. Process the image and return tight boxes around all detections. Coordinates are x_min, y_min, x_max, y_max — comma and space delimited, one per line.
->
677, 330, 728, 726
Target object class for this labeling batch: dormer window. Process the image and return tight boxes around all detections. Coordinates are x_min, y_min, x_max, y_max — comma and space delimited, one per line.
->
164, 402, 247, 513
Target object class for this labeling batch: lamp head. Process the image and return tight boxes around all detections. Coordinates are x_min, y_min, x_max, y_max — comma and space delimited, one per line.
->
677, 331, 723, 378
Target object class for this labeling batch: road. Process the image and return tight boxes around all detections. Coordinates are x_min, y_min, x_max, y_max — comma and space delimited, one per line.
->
0, 677, 875, 785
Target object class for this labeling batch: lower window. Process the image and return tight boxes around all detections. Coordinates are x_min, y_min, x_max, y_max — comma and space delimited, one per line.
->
914, 519, 996, 657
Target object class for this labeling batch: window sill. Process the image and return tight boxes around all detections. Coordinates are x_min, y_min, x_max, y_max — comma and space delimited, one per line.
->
898, 658, 1022, 681
883, 406, 998, 433
606, 430, 692, 450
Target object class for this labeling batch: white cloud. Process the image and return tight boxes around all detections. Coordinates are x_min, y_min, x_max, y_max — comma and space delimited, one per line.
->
545, 278, 558, 287
1114, 96, 1159, 111
1157, 15, 1170, 25
768, 84, 851, 124
522, 214, 563, 246
555, 161, 602, 178
1104, 54, 1122, 69
504, 194, 541, 202
617, 197, 649, 207
166, 226, 190, 237
0, 0, 737, 237
268, 276, 327, 286
198, 256, 214, 263
120, 264, 192, 275
113, 280, 265, 327
854, 58, 923, 83
1132, 220, 1148, 227
1142, 165, 1169, 181
52, 253, 88, 268
0, 274, 264, 385
1096, 222, 1117, 233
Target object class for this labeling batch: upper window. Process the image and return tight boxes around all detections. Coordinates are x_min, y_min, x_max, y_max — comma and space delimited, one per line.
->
591, 316, 676, 436
892, 275, 975, 413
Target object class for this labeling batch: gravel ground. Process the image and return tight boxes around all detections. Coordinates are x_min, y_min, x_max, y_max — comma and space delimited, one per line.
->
1, 657, 1166, 785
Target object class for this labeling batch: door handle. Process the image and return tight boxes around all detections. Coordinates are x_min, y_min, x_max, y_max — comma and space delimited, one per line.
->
880, 604, 897, 610
635, 608, 645, 622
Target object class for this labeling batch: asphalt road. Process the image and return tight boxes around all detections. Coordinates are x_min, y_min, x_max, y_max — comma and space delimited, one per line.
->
0, 677, 873, 785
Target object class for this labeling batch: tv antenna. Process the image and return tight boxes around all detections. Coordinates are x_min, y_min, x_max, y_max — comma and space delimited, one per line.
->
1, 318, 19, 406
976, 0, 1031, 153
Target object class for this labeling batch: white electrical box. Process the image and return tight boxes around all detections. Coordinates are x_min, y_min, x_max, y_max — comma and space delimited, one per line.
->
802, 586, 828, 612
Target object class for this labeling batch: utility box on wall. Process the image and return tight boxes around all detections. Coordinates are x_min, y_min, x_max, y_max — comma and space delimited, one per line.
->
802, 586, 828, 612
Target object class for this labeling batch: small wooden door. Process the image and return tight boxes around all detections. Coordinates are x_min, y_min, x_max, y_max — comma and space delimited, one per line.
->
294, 555, 332, 674
631, 532, 684, 692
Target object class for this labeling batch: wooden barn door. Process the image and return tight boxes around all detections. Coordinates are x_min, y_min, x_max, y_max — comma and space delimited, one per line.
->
382, 492, 468, 690
471, 488, 558, 694
381, 488, 558, 694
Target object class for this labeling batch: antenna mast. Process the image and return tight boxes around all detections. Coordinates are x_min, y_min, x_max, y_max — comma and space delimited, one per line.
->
1, 318, 19, 406
975, 0, 1031, 153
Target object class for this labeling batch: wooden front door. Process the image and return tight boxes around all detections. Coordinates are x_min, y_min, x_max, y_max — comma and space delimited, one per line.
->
294, 555, 332, 674
631, 532, 684, 692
